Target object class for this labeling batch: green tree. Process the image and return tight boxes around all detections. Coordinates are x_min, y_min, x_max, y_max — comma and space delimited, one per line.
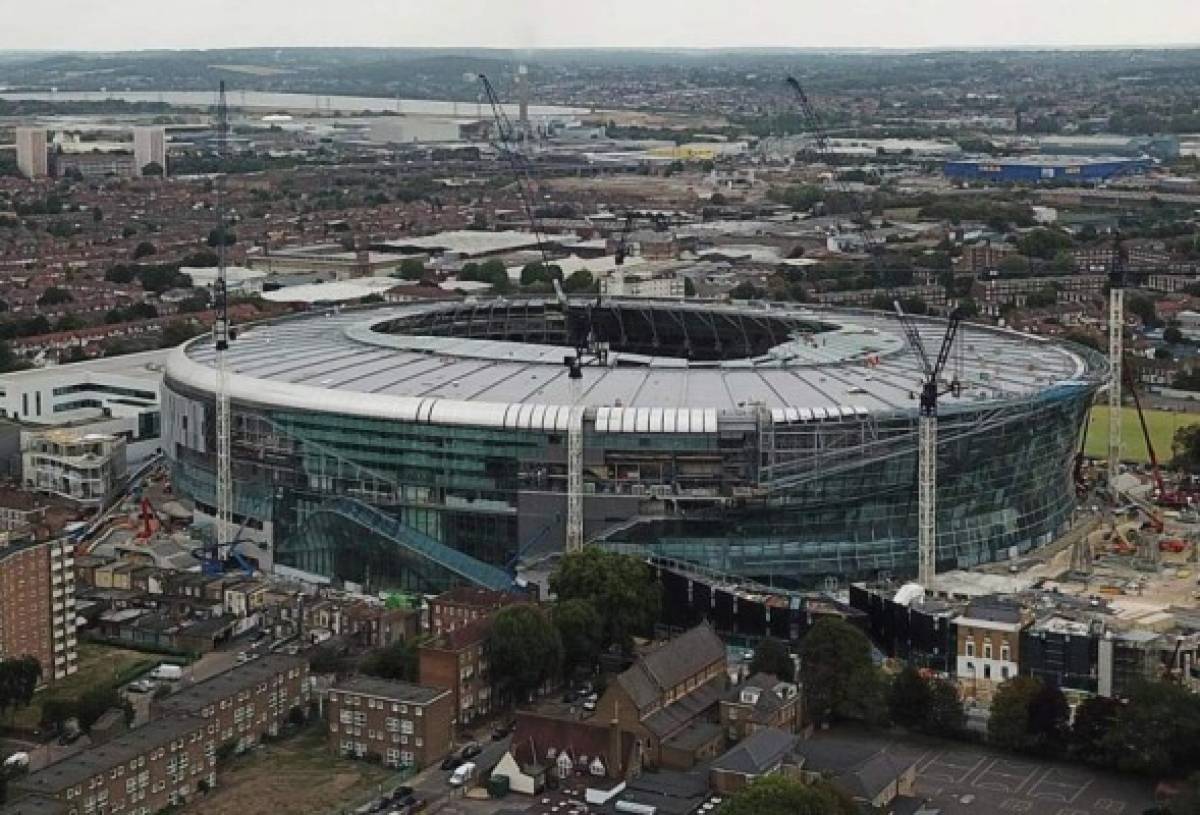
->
55, 315, 85, 332
487, 605, 562, 702
801, 617, 885, 724
563, 269, 594, 293
0, 656, 42, 718
132, 241, 157, 260
997, 254, 1030, 275
1127, 294, 1160, 329
308, 644, 353, 676
552, 599, 604, 677
37, 287, 72, 307
926, 676, 966, 737
359, 640, 418, 682
729, 282, 765, 300
1017, 228, 1074, 260
721, 775, 857, 815
888, 664, 931, 728
957, 298, 980, 319
141, 161, 164, 178
988, 676, 1068, 756
0, 342, 27, 374
397, 258, 426, 281
160, 321, 203, 349
1106, 680, 1200, 775
550, 549, 661, 652
749, 637, 795, 683
1069, 695, 1122, 767
207, 227, 237, 247
1169, 772, 1200, 815
1166, 326, 1184, 344
92, 206, 103, 223
1173, 424, 1200, 471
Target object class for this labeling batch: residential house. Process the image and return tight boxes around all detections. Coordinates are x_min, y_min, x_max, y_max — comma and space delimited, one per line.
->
426, 587, 527, 637
709, 727, 797, 795
719, 673, 802, 741
490, 710, 639, 796
418, 616, 494, 726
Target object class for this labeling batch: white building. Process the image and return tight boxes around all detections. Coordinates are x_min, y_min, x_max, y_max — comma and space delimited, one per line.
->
0, 351, 165, 465
132, 126, 168, 176
953, 602, 1026, 690
15, 127, 49, 179
22, 429, 128, 508
181, 265, 268, 295
599, 268, 686, 299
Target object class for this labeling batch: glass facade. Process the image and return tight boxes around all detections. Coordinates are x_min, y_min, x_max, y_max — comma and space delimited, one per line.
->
164, 366, 1099, 592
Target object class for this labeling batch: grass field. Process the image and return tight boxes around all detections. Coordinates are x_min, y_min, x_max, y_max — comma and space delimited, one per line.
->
5, 643, 157, 731
182, 727, 399, 815
1085, 405, 1200, 464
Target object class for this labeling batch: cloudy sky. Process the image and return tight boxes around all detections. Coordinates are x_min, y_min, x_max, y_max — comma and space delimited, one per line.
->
2, 0, 1198, 51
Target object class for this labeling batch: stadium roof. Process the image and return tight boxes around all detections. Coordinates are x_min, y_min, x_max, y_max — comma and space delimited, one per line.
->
165, 299, 1103, 430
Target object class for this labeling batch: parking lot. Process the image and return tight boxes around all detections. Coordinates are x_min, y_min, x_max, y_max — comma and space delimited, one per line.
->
865, 735, 1158, 815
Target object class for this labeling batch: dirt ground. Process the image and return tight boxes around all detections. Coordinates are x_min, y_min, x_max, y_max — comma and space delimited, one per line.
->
183, 728, 397, 815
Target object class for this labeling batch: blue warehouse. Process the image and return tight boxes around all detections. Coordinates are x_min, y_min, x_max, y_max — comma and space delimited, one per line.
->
943, 155, 1151, 183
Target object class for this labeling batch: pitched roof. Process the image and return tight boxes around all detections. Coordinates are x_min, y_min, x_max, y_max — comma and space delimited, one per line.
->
509, 711, 633, 774
711, 727, 796, 775
617, 623, 726, 714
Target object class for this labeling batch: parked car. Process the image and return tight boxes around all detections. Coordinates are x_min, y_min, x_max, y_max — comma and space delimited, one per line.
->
440, 755, 462, 772
448, 762, 476, 787
459, 742, 482, 760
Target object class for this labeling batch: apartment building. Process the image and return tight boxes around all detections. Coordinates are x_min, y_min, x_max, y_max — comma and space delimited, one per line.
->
13, 715, 215, 815
132, 127, 167, 176
0, 489, 50, 533
154, 655, 310, 751
327, 677, 454, 770
15, 128, 49, 179
0, 538, 77, 683
418, 616, 494, 726
427, 587, 527, 637
22, 430, 128, 509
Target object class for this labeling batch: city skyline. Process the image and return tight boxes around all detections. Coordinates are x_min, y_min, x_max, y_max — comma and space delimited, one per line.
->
1, 0, 1199, 51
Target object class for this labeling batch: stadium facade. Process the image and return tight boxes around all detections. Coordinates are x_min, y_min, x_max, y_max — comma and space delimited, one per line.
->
161, 299, 1106, 592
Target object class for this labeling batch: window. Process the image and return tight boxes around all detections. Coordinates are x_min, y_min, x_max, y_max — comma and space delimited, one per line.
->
1001, 644, 1011, 662
983, 642, 992, 660
965, 641, 975, 658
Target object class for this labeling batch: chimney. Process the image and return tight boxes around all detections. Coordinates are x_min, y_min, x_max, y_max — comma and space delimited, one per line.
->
608, 699, 623, 779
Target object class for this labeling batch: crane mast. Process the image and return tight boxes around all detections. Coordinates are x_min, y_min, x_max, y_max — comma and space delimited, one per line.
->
213, 81, 234, 560
1107, 238, 1126, 491
786, 75, 962, 585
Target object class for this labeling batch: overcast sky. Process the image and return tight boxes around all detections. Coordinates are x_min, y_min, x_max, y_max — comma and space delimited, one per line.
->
2, 0, 1199, 51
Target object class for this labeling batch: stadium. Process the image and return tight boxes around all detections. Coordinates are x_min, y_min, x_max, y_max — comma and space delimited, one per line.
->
161, 299, 1107, 592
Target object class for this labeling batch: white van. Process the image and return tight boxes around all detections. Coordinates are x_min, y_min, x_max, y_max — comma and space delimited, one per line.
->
448, 761, 476, 787
150, 664, 183, 681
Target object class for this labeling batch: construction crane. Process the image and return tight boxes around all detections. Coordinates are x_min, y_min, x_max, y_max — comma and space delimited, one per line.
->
894, 304, 964, 585
210, 81, 235, 574
476, 73, 550, 270
786, 75, 965, 585
1107, 236, 1129, 491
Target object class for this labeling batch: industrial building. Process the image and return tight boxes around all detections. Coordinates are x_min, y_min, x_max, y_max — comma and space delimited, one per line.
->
161, 299, 1104, 592
943, 155, 1151, 183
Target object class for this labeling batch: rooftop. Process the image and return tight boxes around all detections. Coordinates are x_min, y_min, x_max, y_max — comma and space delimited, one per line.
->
331, 676, 449, 705
156, 655, 305, 713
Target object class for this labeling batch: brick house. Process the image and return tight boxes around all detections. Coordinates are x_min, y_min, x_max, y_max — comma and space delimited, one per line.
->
953, 601, 1029, 695
327, 676, 454, 770
426, 587, 527, 637
719, 672, 802, 741
592, 623, 727, 770
0, 538, 77, 684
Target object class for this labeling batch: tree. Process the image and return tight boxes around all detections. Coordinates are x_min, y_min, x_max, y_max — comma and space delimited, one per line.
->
308, 644, 353, 676
988, 676, 1068, 756
925, 676, 966, 737
721, 775, 857, 815
1169, 772, 1200, 815
1069, 695, 1122, 767
801, 617, 885, 724
729, 282, 765, 300
1166, 326, 1185, 344
37, 286, 72, 307
888, 664, 931, 728
1173, 424, 1200, 471
1016, 228, 1073, 260
92, 206, 103, 223
1127, 294, 1160, 329
0, 342, 27, 374
749, 637, 795, 683
1105, 680, 1200, 775
207, 227, 237, 247
997, 255, 1030, 275
397, 258, 425, 281
359, 640, 418, 682
487, 605, 562, 702
141, 161, 164, 178
563, 269, 594, 293
160, 321, 203, 349
55, 315, 85, 332
552, 599, 604, 677
132, 241, 157, 260
550, 549, 661, 652
0, 656, 42, 718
